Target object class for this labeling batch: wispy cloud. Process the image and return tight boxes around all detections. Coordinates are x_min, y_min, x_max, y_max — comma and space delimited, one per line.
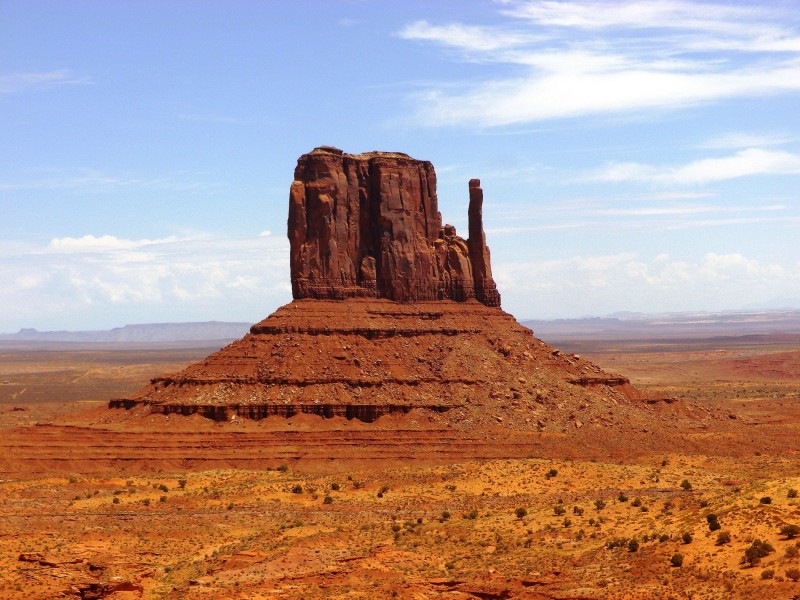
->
0, 168, 219, 193
0, 234, 291, 331
593, 148, 800, 184
496, 250, 800, 318
397, 1, 800, 126
0, 69, 92, 94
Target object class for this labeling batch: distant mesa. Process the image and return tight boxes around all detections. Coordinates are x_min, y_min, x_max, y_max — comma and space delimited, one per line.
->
110, 147, 657, 428
289, 146, 500, 307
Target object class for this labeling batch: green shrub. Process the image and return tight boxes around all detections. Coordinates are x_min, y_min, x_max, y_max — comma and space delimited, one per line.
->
781, 524, 800, 539
323, 496, 333, 504
716, 531, 731, 545
786, 568, 800, 582
741, 539, 775, 566
671, 553, 684, 567
291, 485, 303, 494
788, 488, 798, 499
627, 538, 639, 552
515, 507, 528, 519
760, 496, 772, 504
761, 569, 774, 580
680, 479, 692, 491
682, 532, 692, 544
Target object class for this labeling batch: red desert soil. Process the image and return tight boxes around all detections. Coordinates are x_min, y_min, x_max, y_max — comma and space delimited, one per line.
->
1, 335, 800, 599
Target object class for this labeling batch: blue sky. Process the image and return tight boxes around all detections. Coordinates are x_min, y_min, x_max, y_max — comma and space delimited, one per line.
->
2, 0, 799, 331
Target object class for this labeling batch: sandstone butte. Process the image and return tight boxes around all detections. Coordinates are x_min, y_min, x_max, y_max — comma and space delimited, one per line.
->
110, 147, 674, 433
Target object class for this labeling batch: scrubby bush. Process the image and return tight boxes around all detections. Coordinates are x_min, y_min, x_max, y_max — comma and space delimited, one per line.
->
671, 553, 684, 567
631, 497, 642, 507
761, 569, 775, 580
331, 482, 340, 491
594, 499, 606, 511
682, 532, 693, 544
760, 496, 772, 504
716, 531, 731, 545
546, 468, 558, 479
618, 493, 628, 503
787, 568, 800, 582
553, 505, 566, 516
680, 479, 692, 491
323, 496, 333, 504
741, 539, 775, 566
628, 538, 639, 552
788, 488, 798, 499
781, 524, 800, 539
291, 484, 303, 494
515, 507, 528, 519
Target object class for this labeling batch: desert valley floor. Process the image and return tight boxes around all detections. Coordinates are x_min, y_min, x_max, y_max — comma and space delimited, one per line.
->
2, 327, 800, 599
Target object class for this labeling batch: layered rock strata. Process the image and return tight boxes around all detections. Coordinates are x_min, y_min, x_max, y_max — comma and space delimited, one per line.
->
289, 147, 500, 307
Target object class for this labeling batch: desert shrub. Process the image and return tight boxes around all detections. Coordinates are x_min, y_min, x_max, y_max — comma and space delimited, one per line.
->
680, 479, 692, 491
546, 468, 558, 479
291, 485, 303, 494
277, 464, 288, 472
682, 532, 693, 544
781, 524, 800, 539
671, 553, 684, 567
699, 499, 709, 508
708, 515, 721, 532
786, 568, 800, 582
440, 511, 451, 521
716, 531, 731, 545
761, 569, 775, 580
553, 505, 566, 516
159, 495, 167, 503
112, 497, 120, 504
573, 506, 584, 515
515, 507, 528, 519
606, 537, 628, 550
323, 496, 333, 504
563, 518, 572, 528
659, 534, 670, 543
741, 539, 775, 566
631, 498, 642, 507
618, 493, 628, 503
466, 509, 478, 520
788, 489, 798, 499
760, 496, 772, 504
786, 545, 799, 558
594, 499, 606, 511
628, 538, 639, 552
158, 484, 169, 493
178, 479, 187, 489
391, 524, 401, 533
330, 482, 340, 491
142, 498, 150, 506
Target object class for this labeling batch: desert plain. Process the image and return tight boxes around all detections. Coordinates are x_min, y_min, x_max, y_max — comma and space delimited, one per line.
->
2, 316, 800, 599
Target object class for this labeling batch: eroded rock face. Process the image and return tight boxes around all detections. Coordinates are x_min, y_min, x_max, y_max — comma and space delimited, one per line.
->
288, 146, 501, 307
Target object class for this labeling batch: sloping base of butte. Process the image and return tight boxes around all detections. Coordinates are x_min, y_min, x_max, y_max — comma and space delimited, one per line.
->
111, 298, 666, 433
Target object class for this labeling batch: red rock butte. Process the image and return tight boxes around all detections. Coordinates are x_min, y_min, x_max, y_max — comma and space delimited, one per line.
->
289, 146, 500, 307
110, 147, 663, 429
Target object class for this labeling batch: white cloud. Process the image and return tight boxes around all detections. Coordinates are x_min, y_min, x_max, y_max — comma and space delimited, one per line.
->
496, 251, 800, 318
594, 148, 800, 184
398, 1, 800, 126
398, 20, 534, 53
0, 234, 291, 331
0, 69, 92, 94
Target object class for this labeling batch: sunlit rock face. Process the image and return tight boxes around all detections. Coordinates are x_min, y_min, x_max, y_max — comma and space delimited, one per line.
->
288, 146, 500, 308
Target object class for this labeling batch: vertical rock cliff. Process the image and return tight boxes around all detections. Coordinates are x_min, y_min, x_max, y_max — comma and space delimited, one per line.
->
288, 146, 501, 307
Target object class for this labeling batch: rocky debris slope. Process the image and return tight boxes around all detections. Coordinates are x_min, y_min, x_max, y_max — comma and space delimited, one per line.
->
110, 299, 656, 431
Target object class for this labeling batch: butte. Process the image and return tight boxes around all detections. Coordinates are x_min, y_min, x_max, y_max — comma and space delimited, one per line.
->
110, 146, 673, 438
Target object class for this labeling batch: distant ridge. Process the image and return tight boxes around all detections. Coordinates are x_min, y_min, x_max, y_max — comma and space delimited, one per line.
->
0, 321, 252, 343
522, 309, 800, 341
